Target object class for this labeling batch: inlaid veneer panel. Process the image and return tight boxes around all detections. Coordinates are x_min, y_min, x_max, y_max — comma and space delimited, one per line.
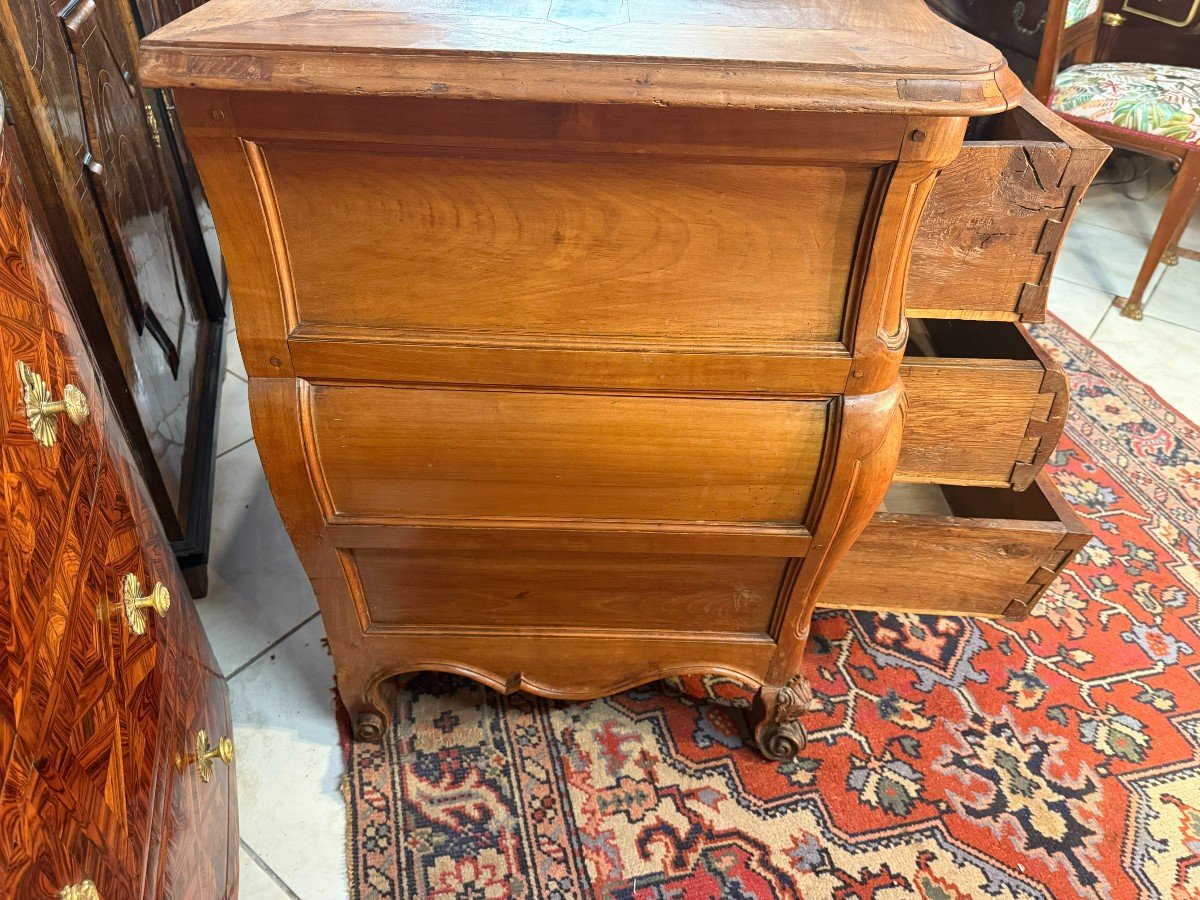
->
309, 385, 829, 524
266, 145, 873, 346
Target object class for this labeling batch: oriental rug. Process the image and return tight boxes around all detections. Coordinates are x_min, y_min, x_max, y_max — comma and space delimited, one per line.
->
342, 316, 1200, 899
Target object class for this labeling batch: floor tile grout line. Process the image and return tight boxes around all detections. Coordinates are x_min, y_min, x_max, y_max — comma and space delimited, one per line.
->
1049, 265, 1166, 308
216, 434, 255, 460
1049, 272, 1131, 295
1074, 212, 1200, 248
226, 611, 321, 682
241, 838, 304, 899
1051, 270, 1152, 297
1143, 314, 1200, 335
226, 368, 248, 384
1070, 213, 1171, 242
1089, 304, 1113, 341
1073, 214, 1149, 242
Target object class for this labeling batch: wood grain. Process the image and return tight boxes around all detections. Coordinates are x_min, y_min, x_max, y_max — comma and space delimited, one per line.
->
138, 0, 1023, 115
1031, 0, 1195, 317
822, 474, 1091, 617
268, 144, 870, 347
0, 0, 221, 551
896, 319, 1069, 489
309, 384, 830, 524
353, 549, 786, 635
155, 594, 236, 899
908, 92, 1109, 322
152, 2, 1103, 760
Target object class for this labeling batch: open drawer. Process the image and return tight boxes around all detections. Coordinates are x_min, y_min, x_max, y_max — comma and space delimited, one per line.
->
896, 318, 1067, 491
907, 91, 1108, 323
821, 473, 1091, 620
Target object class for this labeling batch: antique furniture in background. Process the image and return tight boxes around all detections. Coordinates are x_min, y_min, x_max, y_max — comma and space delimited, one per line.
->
0, 0, 227, 595
926, 0, 1199, 84
143, 0, 1099, 760
0, 88, 237, 898
1033, 0, 1199, 319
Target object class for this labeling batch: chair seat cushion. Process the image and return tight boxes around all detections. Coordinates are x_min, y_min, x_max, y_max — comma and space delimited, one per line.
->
1051, 62, 1200, 146
1065, 0, 1100, 27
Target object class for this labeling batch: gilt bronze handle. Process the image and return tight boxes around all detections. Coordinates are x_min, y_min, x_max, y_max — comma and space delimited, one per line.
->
59, 880, 100, 900
178, 729, 234, 783
123, 574, 171, 635
18, 361, 89, 448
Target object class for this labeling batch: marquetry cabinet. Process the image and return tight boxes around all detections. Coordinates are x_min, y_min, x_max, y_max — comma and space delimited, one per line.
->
0, 91, 236, 898
143, 0, 1103, 760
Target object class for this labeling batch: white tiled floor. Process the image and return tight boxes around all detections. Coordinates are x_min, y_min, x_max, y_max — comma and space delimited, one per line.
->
206, 158, 1200, 898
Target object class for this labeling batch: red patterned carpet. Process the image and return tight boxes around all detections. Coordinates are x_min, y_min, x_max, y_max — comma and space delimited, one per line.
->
342, 318, 1200, 899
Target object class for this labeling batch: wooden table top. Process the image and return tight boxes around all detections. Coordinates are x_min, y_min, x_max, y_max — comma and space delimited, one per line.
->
140, 0, 1023, 115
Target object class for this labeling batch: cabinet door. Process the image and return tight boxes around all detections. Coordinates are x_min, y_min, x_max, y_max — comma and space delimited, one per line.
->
62, 0, 198, 369
0, 0, 209, 531
157, 643, 237, 898
126, 0, 224, 287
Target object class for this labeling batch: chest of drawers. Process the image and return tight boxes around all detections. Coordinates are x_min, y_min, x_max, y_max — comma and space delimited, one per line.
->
142, 0, 1103, 760
0, 91, 237, 897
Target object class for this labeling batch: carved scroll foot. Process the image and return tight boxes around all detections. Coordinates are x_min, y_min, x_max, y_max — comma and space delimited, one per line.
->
755, 718, 808, 761
352, 711, 387, 742
341, 671, 396, 743
750, 674, 816, 762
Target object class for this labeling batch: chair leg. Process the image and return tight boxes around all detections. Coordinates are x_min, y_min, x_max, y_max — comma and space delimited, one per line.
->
1118, 150, 1200, 320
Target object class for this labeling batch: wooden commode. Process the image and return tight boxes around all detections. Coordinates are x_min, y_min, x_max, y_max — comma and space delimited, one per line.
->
141, 0, 1105, 760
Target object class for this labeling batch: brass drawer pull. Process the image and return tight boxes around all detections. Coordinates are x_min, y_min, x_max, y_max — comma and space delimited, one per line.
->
178, 729, 234, 783
144, 103, 162, 149
17, 361, 90, 448
122, 574, 171, 635
59, 881, 100, 900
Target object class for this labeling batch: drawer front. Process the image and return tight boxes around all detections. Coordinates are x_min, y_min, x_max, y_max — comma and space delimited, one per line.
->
896, 320, 1068, 490
1, 123, 107, 747
907, 93, 1107, 323
310, 385, 829, 526
267, 144, 872, 347
0, 454, 156, 900
822, 475, 1090, 618
97, 448, 196, 899
351, 548, 787, 636
0, 737, 112, 899
156, 588, 236, 899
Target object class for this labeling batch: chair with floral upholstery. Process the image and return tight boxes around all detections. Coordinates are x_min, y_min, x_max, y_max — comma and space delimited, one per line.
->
1033, 0, 1199, 319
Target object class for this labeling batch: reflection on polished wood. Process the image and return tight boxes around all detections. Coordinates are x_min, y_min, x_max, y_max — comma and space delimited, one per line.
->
144, 0, 1097, 761
0, 0, 227, 591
